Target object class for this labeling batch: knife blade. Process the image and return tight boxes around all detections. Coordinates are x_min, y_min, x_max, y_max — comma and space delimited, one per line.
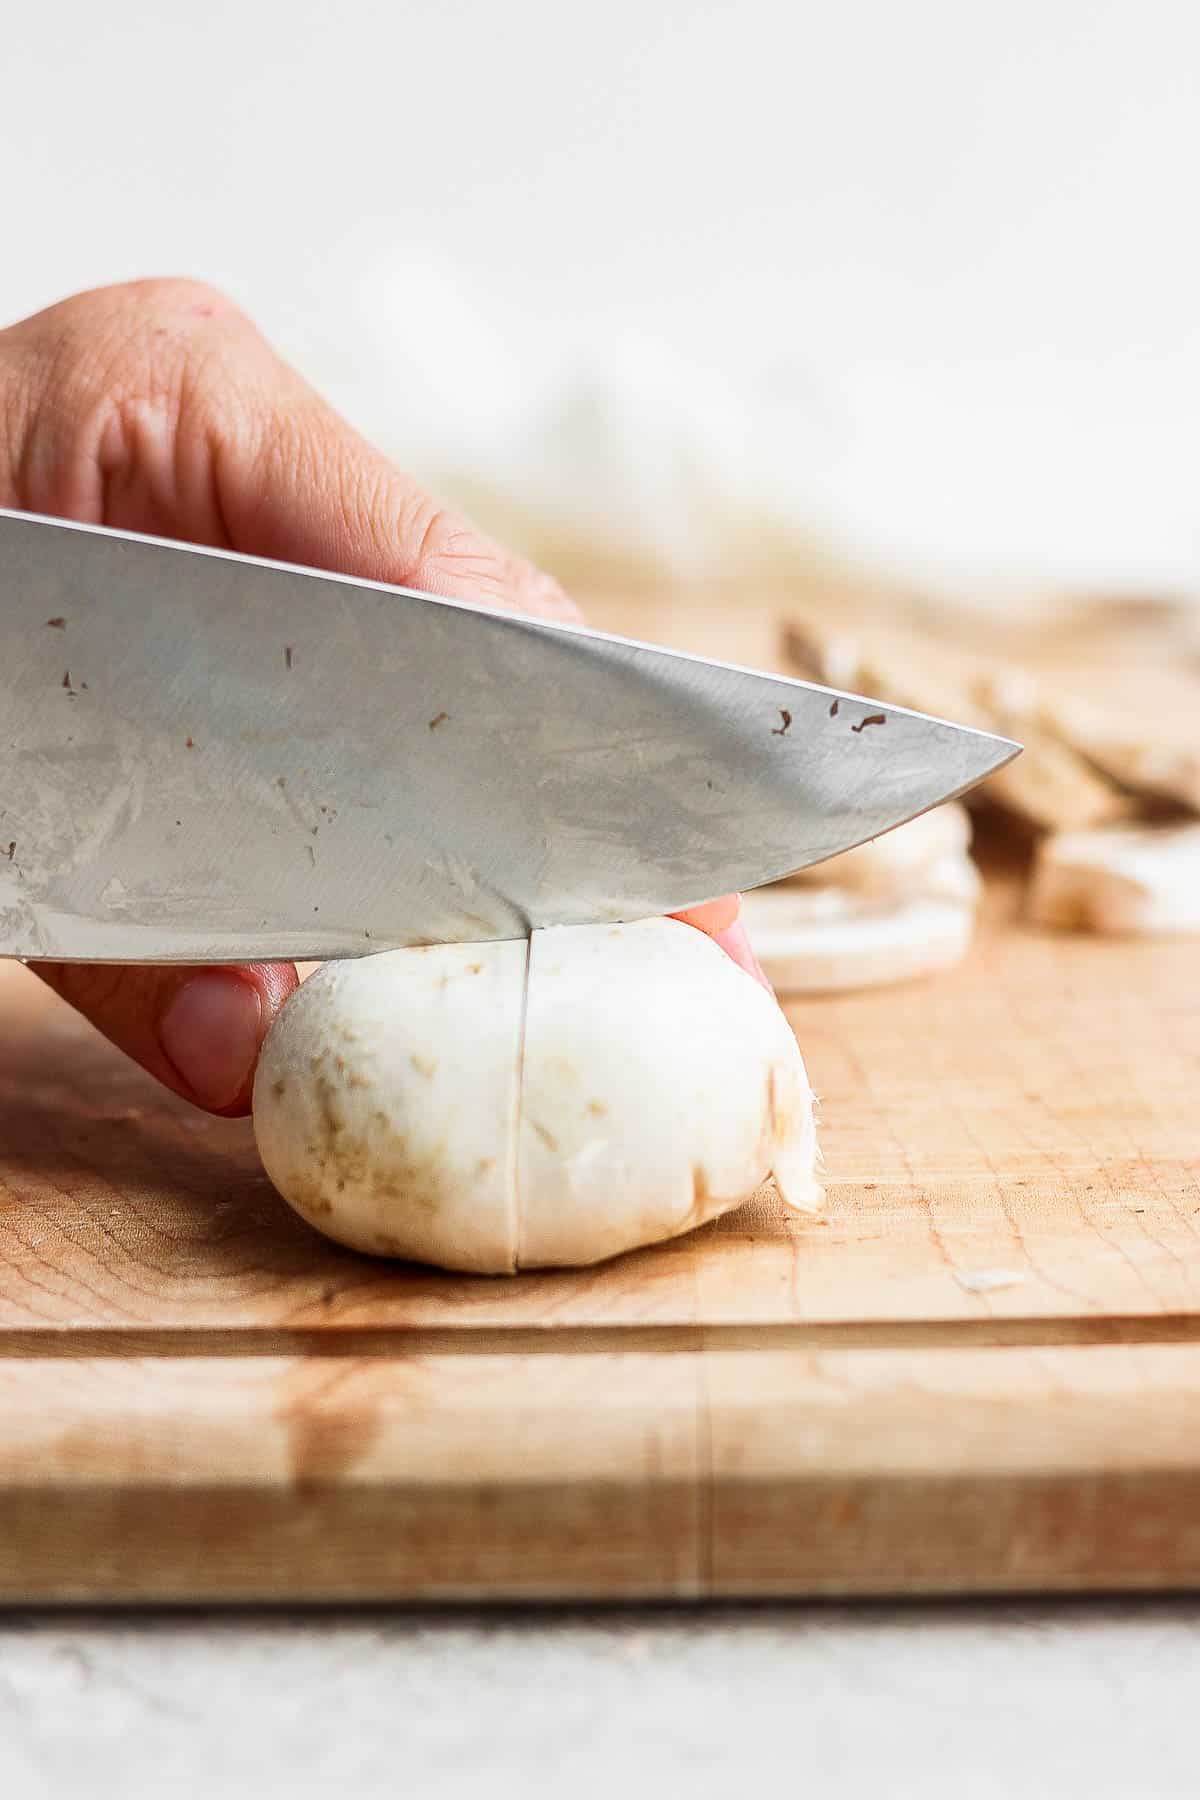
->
0, 510, 1018, 962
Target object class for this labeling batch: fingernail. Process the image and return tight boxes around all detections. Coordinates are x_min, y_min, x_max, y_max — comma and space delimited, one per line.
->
713, 919, 776, 996
160, 972, 263, 1110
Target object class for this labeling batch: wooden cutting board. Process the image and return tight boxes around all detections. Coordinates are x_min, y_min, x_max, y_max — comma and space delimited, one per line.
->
3, 869, 1199, 1603
3, 596, 1200, 1604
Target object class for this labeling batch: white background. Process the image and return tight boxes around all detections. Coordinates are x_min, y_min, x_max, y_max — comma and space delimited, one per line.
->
6, 0, 1200, 594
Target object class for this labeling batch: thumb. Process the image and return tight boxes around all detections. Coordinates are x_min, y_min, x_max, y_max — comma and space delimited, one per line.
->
32, 961, 299, 1116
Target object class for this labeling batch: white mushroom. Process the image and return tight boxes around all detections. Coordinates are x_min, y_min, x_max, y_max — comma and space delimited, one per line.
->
738, 885, 977, 993
1029, 822, 1200, 934
253, 918, 820, 1273
784, 802, 975, 898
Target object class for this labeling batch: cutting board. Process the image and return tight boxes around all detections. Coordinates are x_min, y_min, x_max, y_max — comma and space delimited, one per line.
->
3, 598, 1200, 1604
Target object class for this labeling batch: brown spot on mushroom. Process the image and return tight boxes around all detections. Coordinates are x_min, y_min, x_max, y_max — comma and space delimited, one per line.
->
313, 1071, 345, 1143
475, 1156, 496, 1176
276, 1047, 465, 1243
410, 1053, 437, 1079
273, 1078, 287, 1100
367, 1147, 452, 1221
587, 1099, 608, 1117
45, 617, 65, 630
328, 1052, 370, 1091
288, 1174, 334, 1218
758, 1062, 804, 1165
428, 711, 449, 730
530, 1121, 559, 1152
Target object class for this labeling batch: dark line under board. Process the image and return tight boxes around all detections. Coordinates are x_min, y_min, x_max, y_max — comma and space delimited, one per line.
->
3, 1314, 1200, 1359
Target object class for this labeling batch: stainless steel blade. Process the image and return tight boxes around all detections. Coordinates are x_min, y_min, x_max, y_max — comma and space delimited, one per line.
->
0, 510, 1018, 961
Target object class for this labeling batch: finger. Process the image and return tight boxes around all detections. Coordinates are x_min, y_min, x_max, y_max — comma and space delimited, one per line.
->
4, 278, 581, 623
32, 961, 299, 1117
673, 895, 741, 936
672, 894, 775, 994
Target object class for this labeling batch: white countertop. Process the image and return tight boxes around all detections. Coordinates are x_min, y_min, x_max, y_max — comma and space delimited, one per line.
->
2, 1601, 1194, 1797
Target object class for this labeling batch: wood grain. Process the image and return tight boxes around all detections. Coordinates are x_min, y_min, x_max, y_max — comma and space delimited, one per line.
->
1, 593, 1198, 1601
7, 1345, 1200, 1600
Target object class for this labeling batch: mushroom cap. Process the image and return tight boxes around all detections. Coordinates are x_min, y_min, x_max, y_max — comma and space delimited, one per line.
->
253, 939, 525, 1270
253, 918, 819, 1273
517, 919, 819, 1267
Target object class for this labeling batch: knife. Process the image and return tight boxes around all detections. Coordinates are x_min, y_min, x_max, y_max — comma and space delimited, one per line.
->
0, 510, 1019, 963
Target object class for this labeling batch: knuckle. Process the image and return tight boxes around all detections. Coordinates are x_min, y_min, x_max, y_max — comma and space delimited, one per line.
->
12, 278, 233, 358
511, 566, 582, 623
106, 278, 246, 348
402, 501, 575, 618
402, 497, 465, 585
75, 277, 238, 332
98, 281, 250, 391
118, 275, 233, 317
4, 278, 263, 513
17, 279, 249, 398
414, 511, 507, 599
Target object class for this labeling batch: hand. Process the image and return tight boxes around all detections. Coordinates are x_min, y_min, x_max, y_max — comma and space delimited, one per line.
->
2, 279, 766, 1114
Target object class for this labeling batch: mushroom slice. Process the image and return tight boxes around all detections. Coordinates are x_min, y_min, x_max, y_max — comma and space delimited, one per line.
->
784, 804, 976, 900
1029, 822, 1200, 934
740, 886, 976, 993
